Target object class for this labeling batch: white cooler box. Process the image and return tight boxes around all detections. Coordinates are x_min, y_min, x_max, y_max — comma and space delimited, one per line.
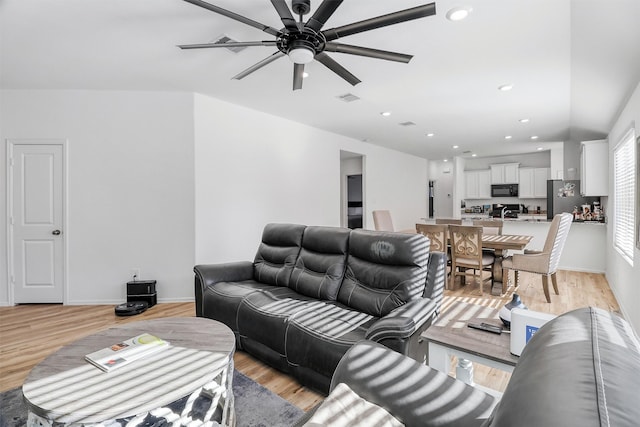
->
510, 308, 557, 356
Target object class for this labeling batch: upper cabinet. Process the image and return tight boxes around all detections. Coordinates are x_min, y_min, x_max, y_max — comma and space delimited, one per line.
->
464, 169, 491, 199
580, 140, 608, 196
491, 163, 519, 184
519, 167, 549, 198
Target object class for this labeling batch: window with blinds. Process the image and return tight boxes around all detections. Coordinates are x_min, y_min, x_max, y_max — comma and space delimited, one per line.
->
613, 128, 636, 265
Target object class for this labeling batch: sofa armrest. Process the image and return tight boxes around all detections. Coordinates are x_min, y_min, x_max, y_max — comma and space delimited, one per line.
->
193, 262, 254, 316
365, 298, 437, 342
329, 341, 497, 427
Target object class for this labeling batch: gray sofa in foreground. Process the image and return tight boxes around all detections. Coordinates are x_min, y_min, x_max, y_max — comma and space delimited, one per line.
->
299, 306, 640, 426
194, 223, 447, 393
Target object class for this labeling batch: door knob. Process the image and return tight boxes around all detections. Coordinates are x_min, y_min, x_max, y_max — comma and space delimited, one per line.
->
52, 230, 61, 235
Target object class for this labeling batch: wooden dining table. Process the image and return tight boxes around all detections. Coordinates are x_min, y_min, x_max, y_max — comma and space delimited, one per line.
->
479, 234, 533, 295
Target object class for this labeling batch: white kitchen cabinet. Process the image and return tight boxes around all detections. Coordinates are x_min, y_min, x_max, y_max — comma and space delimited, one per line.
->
464, 169, 491, 199
580, 140, 608, 196
533, 168, 549, 197
491, 163, 519, 184
519, 167, 549, 198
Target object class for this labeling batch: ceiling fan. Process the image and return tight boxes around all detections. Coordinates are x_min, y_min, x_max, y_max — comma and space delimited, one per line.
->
178, 0, 436, 90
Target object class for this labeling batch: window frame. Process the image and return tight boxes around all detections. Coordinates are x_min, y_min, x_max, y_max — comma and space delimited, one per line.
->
613, 127, 636, 265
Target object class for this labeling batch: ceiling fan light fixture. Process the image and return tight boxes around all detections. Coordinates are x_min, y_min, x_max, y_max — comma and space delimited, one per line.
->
288, 39, 315, 64
288, 47, 314, 64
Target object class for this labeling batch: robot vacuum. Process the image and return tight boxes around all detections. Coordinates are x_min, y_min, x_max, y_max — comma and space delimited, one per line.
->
114, 301, 149, 316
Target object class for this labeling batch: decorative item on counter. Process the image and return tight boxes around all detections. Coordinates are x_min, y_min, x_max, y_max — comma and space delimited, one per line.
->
499, 293, 528, 329
572, 205, 581, 221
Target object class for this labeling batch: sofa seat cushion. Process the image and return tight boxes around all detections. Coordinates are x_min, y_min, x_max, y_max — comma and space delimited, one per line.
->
201, 280, 274, 334
286, 302, 377, 381
237, 287, 322, 356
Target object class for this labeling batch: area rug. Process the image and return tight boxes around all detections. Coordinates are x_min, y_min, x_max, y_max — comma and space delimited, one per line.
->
0, 370, 304, 427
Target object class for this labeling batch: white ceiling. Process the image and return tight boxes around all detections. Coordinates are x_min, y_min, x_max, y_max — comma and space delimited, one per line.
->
2, 0, 640, 160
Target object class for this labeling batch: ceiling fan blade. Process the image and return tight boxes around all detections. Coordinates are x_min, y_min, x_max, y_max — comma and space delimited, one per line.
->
315, 52, 361, 86
305, 0, 344, 32
183, 0, 281, 37
322, 3, 436, 41
271, 0, 299, 32
293, 63, 305, 90
232, 51, 286, 80
324, 42, 412, 63
178, 41, 277, 50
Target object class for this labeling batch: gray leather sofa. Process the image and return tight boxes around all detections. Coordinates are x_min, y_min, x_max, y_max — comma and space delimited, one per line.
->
194, 223, 447, 393
300, 306, 640, 426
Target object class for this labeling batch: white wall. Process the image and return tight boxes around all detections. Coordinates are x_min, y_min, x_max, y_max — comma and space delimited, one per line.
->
192, 93, 428, 264
0, 90, 195, 304
605, 81, 640, 334
0, 90, 429, 305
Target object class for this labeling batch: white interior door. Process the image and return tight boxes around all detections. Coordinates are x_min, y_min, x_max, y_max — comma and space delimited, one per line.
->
9, 141, 65, 303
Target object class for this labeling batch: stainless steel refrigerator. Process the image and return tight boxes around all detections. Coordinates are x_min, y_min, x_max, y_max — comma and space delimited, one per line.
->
546, 180, 600, 220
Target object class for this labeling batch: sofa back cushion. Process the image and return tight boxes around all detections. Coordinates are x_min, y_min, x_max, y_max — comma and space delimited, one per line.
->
289, 226, 351, 300
483, 306, 640, 427
253, 223, 306, 287
337, 230, 430, 317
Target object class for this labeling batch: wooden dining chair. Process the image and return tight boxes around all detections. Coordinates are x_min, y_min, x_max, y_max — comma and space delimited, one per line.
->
448, 225, 495, 293
415, 224, 448, 252
416, 223, 451, 278
472, 219, 503, 235
502, 213, 573, 302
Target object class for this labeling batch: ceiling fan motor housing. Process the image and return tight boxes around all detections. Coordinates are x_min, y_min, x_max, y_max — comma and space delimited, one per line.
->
278, 29, 325, 61
291, 0, 311, 16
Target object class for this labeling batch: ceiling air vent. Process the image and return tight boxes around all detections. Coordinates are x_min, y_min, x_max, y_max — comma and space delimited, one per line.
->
399, 121, 416, 127
212, 35, 247, 53
336, 93, 361, 102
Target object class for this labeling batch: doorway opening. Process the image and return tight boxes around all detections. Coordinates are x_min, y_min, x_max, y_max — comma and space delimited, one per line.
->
340, 151, 365, 229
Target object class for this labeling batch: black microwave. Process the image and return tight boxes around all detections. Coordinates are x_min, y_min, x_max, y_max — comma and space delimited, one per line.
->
491, 184, 518, 197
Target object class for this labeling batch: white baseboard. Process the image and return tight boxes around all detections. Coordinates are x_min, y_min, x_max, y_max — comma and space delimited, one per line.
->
66, 297, 194, 305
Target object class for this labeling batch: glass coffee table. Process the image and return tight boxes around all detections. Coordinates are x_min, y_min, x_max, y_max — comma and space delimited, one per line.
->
22, 317, 236, 426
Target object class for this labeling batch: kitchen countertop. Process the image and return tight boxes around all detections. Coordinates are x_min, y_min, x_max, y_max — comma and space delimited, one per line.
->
444, 214, 607, 224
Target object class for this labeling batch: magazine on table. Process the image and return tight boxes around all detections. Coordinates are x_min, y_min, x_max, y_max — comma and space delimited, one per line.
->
84, 333, 170, 372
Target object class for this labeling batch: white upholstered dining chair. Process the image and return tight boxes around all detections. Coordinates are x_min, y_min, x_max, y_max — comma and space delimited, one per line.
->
372, 210, 394, 231
502, 213, 573, 303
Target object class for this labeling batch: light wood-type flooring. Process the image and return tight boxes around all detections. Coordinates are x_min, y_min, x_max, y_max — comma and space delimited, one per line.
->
0, 269, 619, 412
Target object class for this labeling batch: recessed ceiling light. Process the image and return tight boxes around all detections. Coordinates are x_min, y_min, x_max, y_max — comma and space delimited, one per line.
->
498, 84, 513, 91
426, 133, 435, 137
381, 111, 391, 117
446, 6, 472, 21
505, 135, 512, 140
519, 118, 530, 123
452, 145, 459, 149
443, 159, 448, 162
531, 136, 539, 140
537, 147, 544, 150
302, 72, 309, 78
471, 153, 477, 157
